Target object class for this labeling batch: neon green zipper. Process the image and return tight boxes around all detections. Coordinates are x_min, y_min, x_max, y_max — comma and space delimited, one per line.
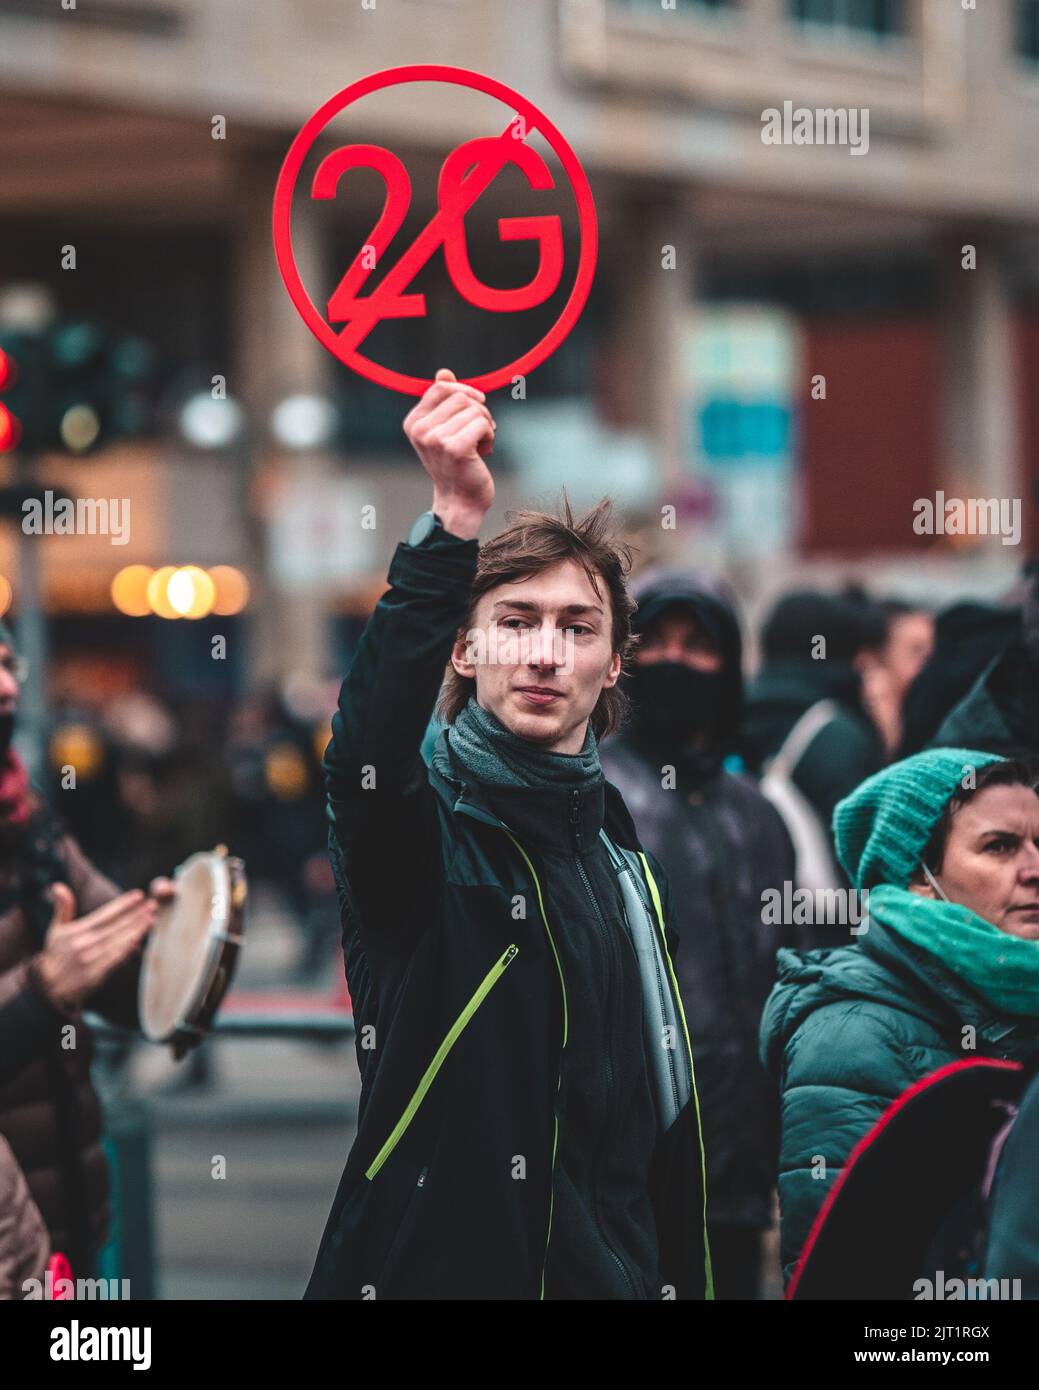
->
365, 942, 519, 1181
502, 831, 568, 1302
638, 850, 715, 1301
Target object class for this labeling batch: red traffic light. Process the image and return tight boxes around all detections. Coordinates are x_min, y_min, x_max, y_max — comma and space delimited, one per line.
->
0, 349, 16, 391
0, 404, 21, 453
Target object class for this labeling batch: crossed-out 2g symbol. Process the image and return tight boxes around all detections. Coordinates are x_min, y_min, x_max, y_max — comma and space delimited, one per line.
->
273, 64, 598, 395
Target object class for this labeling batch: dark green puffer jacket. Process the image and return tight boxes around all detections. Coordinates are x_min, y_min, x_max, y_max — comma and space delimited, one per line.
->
760, 919, 1039, 1286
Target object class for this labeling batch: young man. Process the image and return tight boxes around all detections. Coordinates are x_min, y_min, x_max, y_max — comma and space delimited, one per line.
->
306, 370, 712, 1301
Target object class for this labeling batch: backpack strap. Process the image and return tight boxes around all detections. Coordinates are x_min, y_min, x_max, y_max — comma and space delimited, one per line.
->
766, 699, 840, 781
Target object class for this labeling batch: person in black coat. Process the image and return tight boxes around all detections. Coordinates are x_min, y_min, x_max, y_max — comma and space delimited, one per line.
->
600, 569, 796, 1299
741, 590, 887, 883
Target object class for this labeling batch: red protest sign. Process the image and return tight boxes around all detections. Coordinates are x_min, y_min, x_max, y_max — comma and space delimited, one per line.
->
272, 65, 597, 395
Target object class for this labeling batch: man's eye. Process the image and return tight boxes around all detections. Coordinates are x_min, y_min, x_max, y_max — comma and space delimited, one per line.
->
501, 617, 530, 629
563, 625, 592, 636
985, 838, 1015, 853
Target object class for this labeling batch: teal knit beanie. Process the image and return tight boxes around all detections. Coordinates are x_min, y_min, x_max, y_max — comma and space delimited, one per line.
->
834, 748, 1005, 890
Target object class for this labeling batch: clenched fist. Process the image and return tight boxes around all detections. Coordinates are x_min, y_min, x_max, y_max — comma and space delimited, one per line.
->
403, 368, 496, 540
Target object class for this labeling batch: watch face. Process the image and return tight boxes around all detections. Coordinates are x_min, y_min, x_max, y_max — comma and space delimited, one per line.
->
408, 511, 436, 547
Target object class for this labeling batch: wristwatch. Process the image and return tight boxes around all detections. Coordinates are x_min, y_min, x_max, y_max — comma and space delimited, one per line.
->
407, 510, 444, 547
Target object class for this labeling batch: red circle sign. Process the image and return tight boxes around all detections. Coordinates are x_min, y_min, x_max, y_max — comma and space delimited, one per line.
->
273, 65, 598, 395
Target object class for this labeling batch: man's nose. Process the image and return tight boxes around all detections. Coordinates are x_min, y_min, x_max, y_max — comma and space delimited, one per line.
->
527, 622, 558, 668
0, 669, 19, 701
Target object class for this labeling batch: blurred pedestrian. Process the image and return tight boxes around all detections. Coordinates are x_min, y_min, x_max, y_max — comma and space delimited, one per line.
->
600, 568, 796, 1299
0, 621, 177, 1275
743, 590, 886, 939
858, 598, 934, 757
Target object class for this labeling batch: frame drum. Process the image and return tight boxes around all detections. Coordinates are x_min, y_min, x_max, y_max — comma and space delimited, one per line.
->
138, 847, 247, 1048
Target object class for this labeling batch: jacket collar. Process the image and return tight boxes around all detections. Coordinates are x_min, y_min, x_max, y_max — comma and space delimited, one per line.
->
428, 734, 641, 856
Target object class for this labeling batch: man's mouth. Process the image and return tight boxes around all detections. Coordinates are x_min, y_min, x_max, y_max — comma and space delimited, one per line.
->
514, 685, 564, 707
1010, 903, 1039, 913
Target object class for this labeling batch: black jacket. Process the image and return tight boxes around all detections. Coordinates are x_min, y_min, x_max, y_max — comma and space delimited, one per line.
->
931, 640, 1038, 758
305, 531, 711, 1300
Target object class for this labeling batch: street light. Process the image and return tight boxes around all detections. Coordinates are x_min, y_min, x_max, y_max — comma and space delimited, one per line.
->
269, 393, 337, 451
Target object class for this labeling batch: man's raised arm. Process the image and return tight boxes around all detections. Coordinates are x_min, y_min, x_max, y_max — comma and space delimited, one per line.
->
322, 369, 496, 909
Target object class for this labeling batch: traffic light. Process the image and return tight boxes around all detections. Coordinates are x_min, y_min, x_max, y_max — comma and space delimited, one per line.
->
0, 331, 41, 455
0, 322, 157, 457
0, 346, 19, 453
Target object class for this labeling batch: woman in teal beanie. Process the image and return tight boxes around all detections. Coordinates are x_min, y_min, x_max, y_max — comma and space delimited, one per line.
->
760, 747, 1039, 1288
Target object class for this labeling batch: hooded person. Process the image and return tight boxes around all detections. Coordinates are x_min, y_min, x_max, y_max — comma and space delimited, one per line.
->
599, 569, 796, 1299
760, 748, 1039, 1287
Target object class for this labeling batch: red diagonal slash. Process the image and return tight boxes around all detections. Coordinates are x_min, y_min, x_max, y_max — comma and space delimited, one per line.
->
334, 120, 524, 356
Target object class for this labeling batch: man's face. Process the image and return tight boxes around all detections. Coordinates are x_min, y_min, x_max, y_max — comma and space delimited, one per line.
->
0, 644, 20, 717
635, 610, 722, 672
911, 784, 1039, 939
451, 559, 621, 755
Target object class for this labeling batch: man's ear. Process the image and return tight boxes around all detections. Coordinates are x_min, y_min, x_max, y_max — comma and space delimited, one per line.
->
602, 651, 623, 691
451, 629, 477, 680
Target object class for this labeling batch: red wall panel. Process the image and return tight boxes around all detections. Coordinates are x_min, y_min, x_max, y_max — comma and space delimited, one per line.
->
799, 319, 941, 555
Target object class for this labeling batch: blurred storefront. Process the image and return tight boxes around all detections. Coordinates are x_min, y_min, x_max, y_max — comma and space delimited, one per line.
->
1, 0, 1038, 692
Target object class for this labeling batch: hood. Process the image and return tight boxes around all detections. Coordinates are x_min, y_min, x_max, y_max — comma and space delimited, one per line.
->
932, 640, 1037, 758
625, 567, 744, 748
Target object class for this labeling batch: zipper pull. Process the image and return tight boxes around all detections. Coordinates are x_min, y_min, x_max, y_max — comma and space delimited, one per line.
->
416, 1166, 429, 1188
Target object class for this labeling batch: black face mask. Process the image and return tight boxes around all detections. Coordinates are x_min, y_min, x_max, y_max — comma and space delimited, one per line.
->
0, 713, 14, 756
625, 662, 726, 745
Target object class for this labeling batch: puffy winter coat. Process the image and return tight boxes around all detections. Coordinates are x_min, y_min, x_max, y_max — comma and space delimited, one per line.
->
0, 1133, 48, 1298
760, 919, 1039, 1285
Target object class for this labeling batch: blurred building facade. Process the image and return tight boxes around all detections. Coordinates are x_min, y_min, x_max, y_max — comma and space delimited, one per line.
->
2, 0, 1038, 693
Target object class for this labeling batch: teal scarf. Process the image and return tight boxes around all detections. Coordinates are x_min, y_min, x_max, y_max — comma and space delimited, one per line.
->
869, 884, 1039, 1018
432, 695, 601, 790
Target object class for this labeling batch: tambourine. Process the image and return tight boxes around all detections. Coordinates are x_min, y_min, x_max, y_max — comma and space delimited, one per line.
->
138, 846, 247, 1051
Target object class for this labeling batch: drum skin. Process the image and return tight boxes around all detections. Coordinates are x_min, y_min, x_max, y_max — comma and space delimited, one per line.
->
138, 850, 246, 1046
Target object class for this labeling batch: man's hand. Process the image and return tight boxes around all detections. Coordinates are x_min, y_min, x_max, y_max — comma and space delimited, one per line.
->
32, 885, 158, 1014
403, 367, 496, 540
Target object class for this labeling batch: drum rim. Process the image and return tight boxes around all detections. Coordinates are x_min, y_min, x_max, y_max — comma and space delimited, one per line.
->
139, 850, 242, 1043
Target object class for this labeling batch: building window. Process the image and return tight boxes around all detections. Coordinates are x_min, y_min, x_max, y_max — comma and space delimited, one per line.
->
788, 0, 904, 38
1019, 0, 1039, 62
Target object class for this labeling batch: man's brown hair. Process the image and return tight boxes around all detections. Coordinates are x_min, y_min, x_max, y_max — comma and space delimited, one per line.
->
437, 493, 638, 741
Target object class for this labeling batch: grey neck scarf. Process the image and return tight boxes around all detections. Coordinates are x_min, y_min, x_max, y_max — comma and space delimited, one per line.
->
435, 695, 602, 790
